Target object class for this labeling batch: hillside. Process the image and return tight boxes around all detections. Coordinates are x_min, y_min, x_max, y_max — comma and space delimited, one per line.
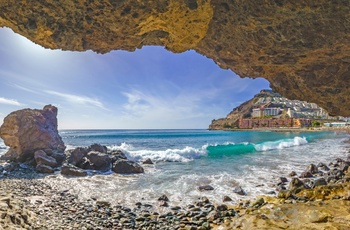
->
209, 90, 327, 130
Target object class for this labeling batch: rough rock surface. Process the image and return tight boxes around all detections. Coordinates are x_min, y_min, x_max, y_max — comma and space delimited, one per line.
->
61, 164, 88, 177
34, 150, 58, 168
0, 105, 66, 162
112, 159, 144, 174
0, 1, 349, 116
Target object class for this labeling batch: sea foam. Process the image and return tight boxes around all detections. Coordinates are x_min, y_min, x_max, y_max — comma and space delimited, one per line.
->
109, 143, 208, 162
254, 136, 308, 151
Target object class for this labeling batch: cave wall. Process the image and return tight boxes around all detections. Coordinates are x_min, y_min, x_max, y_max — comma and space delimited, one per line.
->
1, 0, 349, 116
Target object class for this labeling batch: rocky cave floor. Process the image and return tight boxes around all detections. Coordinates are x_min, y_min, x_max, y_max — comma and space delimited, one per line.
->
1, 155, 350, 230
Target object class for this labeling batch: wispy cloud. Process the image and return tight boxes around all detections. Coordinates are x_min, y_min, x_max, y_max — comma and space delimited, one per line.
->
121, 88, 219, 123
0, 97, 24, 106
45, 90, 107, 110
13, 84, 38, 94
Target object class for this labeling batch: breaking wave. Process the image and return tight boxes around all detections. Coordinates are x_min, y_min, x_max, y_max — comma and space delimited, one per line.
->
108, 136, 308, 162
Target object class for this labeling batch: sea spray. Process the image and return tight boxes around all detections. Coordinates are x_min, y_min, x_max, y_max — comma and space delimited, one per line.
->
109, 143, 208, 162
42, 130, 349, 209
254, 136, 308, 151
108, 136, 309, 162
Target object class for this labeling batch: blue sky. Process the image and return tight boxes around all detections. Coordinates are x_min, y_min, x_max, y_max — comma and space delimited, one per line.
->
0, 27, 270, 129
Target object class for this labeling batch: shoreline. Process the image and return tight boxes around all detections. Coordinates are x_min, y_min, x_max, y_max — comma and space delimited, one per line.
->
210, 126, 350, 133
1, 149, 350, 229
1, 130, 349, 229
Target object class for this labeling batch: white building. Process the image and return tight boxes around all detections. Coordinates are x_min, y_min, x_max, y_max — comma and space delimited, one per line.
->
263, 107, 281, 116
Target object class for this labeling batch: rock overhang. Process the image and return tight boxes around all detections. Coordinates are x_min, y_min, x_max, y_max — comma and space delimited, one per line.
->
0, 0, 349, 116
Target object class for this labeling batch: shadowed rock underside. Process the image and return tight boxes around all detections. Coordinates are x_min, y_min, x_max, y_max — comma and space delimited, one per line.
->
0, 0, 349, 116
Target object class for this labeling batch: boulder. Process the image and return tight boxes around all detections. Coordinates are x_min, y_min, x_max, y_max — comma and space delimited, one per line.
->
110, 150, 127, 162
36, 164, 54, 173
0, 105, 66, 162
61, 164, 87, 177
250, 198, 265, 208
223, 196, 232, 202
85, 151, 112, 172
339, 162, 349, 172
88, 144, 107, 154
311, 178, 327, 188
289, 178, 305, 193
216, 204, 228, 211
299, 171, 313, 178
279, 177, 288, 183
158, 195, 169, 202
233, 186, 246, 195
142, 158, 154, 164
51, 152, 66, 165
198, 185, 214, 191
34, 150, 58, 168
159, 201, 169, 207
112, 159, 144, 174
306, 163, 318, 174
67, 147, 88, 166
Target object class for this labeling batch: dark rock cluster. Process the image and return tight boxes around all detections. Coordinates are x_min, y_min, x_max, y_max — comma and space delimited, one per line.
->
278, 156, 350, 200
63, 143, 144, 176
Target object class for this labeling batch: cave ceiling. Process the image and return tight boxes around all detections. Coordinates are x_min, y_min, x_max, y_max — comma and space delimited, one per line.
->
0, 0, 349, 116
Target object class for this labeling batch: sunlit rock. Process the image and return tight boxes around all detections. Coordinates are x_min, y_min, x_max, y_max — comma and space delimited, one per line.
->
0, 105, 66, 162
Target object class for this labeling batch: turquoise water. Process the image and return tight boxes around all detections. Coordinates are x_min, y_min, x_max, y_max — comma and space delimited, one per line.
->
60, 129, 330, 159
1, 129, 349, 207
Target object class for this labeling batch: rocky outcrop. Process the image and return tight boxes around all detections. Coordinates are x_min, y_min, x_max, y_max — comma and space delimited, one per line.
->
0, 105, 66, 162
1, 1, 349, 116
66, 144, 144, 175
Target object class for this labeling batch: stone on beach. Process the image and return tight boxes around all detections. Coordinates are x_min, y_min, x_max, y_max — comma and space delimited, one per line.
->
51, 152, 66, 165
0, 105, 66, 162
36, 164, 54, 173
311, 178, 327, 188
85, 151, 112, 172
34, 150, 58, 168
233, 186, 246, 195
67, 147, 89, 166
142, 158, 154, 164
110, 150, 128, 162
158, 195, 169, 202
61, 164, 88, 177
289, 178, 305, 192
306, 163, 318, 174
112, 159, 144, 174
299, 171, 313, 178
88, 144, 107, 154
339, 162, 349, 172
198, 185, 214, 191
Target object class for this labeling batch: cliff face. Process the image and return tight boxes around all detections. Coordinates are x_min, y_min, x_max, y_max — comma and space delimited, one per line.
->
1, 1, 349, 116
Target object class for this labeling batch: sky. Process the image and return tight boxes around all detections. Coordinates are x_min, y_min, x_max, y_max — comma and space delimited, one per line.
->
0, 27, 270, 129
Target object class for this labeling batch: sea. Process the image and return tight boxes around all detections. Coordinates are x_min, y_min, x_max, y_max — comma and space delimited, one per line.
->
1, 129, 349, 209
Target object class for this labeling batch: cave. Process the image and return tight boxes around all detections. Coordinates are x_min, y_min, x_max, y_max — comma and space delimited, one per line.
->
0, 0, 349, 115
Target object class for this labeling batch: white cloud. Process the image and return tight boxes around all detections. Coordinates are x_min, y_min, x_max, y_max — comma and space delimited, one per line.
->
121, 88, 220, 125
45, 90, 107, 110
13, 84, 38, 94
0, 97, 24, 106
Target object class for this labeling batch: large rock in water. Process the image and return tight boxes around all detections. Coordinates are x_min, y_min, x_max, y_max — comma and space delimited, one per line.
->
112, 159, 144, 174
1, 1, 350, 116
0, 105, 66, 162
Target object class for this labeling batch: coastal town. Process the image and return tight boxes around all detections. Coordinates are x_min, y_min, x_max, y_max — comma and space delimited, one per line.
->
210, 90, 350, 130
